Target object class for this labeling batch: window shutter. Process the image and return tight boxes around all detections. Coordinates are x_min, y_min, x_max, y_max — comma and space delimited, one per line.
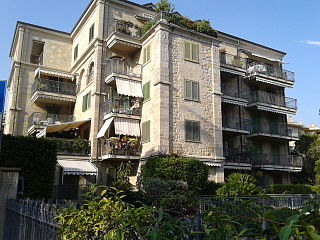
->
82, 95, 86, 112
185, 121, 193, 140
147, 45, 151, 62
185, 80, 192, 100
87, 92, 91, 108
184, 41, 191, 60
143, 48, 147, 64
142, 121, 150, 143
192, 44, 199, 62
143, 81, 150, 101
192, 82, 199, 101
146, 121, 150, 142
193, 121, 200, 141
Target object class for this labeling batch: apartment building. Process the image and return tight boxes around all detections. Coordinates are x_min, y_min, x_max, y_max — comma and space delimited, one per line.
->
4, 0, 302, 188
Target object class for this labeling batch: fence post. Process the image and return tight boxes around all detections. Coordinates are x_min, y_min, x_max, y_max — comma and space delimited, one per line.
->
194, 207, 203, 240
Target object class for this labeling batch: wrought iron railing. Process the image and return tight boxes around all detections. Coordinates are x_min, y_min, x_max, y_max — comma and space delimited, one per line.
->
251, 122, 293, 137
220, 53, 247, 69
222, 116, 251, 132
247, 62, 295, 82
102, 98, 141, 116
32, 78, 76, 96
248, 91, 297, 110
101, 139, 141, 157
252, 153, 303, 167
107, 20, 141, 39
221, 83, 249, 99
105, 58, 142, 79
224, 149, 251, 164
28, 112, 73, 128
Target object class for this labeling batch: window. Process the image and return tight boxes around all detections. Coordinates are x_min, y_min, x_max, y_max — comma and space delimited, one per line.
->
184, 41, 199, 62
142, 81, 150, 101
184, 80, 199, 101
82, 91, 91, 112
74, 44, 78, 61
30, 40, 45, 65
89, 23, 95, 42
142, 121, 150, 143
143, 45, 151, 64
185, 120, 200, 142
87, 62, 94, 85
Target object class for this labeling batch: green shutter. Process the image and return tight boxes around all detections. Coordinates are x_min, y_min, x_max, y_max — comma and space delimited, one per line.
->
89, 23, 95, 42
193, 121, 200, 141
87, 92, 91, 108
142, 121, 150, 143
82, 95, 86, 112
192, 81, 199, 101
185, 121, 193, 140
74, 45, 78, 61
192, 44, 199, 62
184, 41, 191, 60
143, 81, 150, 101
185, 80, 192, 100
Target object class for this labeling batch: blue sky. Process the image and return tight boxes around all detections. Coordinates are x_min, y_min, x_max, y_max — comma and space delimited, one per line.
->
1, 0, 319, 125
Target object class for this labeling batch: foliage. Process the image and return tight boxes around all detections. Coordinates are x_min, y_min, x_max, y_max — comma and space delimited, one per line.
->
0, 135, 57, 199
141, 155, 209, 192
140, 20, 156, 35
200, 181, 222, 195
216, 173, 261, 197
315, 160, 320, 185
268, 184, 318, 194
112, 162, 133, 192
154, 0, 175, 13
56, 186, 192, 240
195, 20, 217, 37
295, 134, 319, 155
48, 137, 90, 155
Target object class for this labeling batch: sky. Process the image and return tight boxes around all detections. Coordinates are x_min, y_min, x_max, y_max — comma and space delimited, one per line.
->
1, 0, 320, 125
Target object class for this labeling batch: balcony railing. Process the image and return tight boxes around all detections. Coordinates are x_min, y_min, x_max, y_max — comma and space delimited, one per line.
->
221, 83, 249, 99
252, 153, 303, 168
222, 116, 251, 132
224, 149, 251, 164
247, 62, 295, 82
248, 91, 297, 110
32, 78, 76, 96
28, 112, 73, 128
102, 98, 141, 116
220, 53, 247, 69
107, 20, 141, 39
251, 122, 294, 137
101, 138, 141, 157
105, 58, 142, 79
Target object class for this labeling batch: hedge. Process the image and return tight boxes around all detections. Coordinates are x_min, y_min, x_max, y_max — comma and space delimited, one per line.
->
268, 184, 320, 194
141, 155, 208, 192
0, 135, 57, 199
47, 137, 90, 155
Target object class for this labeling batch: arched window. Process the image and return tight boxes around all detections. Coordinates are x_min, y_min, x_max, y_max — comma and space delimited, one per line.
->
77, 69, 85, 94
87, 62, 94, 85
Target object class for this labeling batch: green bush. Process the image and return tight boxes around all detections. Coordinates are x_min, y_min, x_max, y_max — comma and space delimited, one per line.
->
200, 181, 222, 195
267, 184, 318, 194
47, 137, 90, 154
0, 135, 57, 199
141, 155, 209, 192
216, 173, 261, 197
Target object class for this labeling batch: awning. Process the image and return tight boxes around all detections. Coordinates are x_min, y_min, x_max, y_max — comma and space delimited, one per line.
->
250, 53, 282, 63
97, 118, 113, 138
58, 160, 97, 175
116, 78, 143, 98
35, 68, 74, 80
46, 120, 90, 133
114, 117, 140, 137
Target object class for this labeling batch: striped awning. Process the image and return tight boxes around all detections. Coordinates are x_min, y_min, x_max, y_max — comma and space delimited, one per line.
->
114, 117, 140, 137
222, 98, 248, 106
257, 106, 292, 115
35, 68, 74, 80
116, 78, 143, 98
97, 118, 113, 138
46, 120, 90, 133
58, 160, 97, 175
256, 76, 291, 88
220, 67, 246, 76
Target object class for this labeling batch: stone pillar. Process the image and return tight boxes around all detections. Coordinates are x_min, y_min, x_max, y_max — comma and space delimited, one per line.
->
208, 166, 224, 183
0, 168, 20, 240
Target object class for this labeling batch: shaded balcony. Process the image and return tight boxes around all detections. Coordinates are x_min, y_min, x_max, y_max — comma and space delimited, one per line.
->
105, 58, 142, 83
247, 91, 297, 114
224, 149, 252, 170
222, 116, 251, 134
248, 122, 299, 141
221, 83, 249, 106
31, 78, 77, 104
220, 53, 247, 76
27, 112, 73, 135
100, 137, 141, 160
106, 20, 142, 53
252, 153, 303, 172
102, 97, 141, 119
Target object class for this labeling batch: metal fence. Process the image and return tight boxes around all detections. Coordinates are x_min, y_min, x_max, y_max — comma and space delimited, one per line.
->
4, 199, 58, 240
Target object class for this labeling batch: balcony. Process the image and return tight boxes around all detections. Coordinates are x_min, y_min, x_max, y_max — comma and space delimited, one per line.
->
106, 20, 142, 53
222, 116, 251, 134
248, 122, 299, 141
31, 78, 77, 104
102, 98, 141, 119
105, 58, 142, 83
101, 138, 141, 160
220, 53, 247, 76
246, 62, 295, 87
27, 112, 73, 135
221, 83, 249, 106
224, 149, 252, 170
248, 91, 297, 114
252, 153, 303, 172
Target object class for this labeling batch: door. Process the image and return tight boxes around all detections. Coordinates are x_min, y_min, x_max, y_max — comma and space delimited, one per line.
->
271, 144, 280, 165
251, 112, 261, 133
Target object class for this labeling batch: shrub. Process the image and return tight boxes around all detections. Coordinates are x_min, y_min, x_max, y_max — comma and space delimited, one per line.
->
141, 155, 209, 192
47, 137, 90, 154
200, 181, 222, 195
195, 20, 217, 37
140, 20, 156, 35
267, 184, 317, 194
0, 135, 57, 199
216, 173, 260, 197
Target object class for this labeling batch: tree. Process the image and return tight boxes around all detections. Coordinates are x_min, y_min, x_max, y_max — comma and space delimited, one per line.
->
154, 0, 175, 13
